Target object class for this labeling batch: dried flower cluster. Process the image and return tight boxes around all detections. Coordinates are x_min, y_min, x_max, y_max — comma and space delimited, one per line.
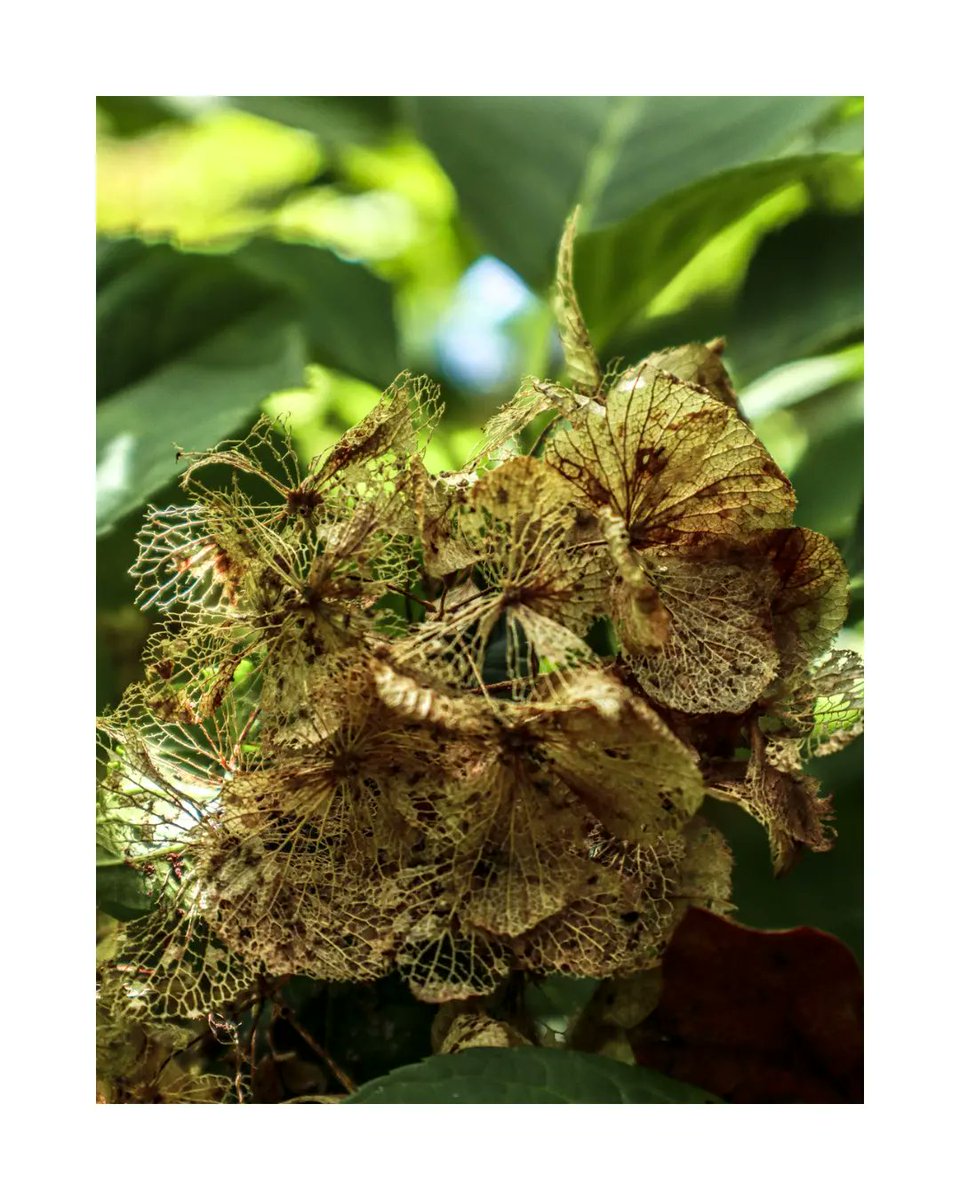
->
97, 215, 863, 1038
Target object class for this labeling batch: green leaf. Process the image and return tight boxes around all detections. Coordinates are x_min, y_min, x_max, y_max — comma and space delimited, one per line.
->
96, 852, 159, 921
230, 97, 398, 145
342, 1046, 721, 1104
97, 239, 287, 402
409, 97, 846, 288
789, 383, 864, 542
578, 153, 862, 348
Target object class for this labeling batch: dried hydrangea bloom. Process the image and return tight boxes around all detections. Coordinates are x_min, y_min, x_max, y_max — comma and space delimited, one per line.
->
540, 369, 797, 713
96, 211, 864, 1063
363, 662, 708, 998
194, 657, 475, 981
511, 819, 732, 978
131, 400, 448, 736
396, 457, 607, 696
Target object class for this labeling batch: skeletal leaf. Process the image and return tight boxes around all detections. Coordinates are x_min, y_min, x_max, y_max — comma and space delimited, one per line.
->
304, 371, 442, 493
436, 1012, 531, 1054
398, 915, 512, 1002
622, 537, 781, 714
554, 209, 603, 395
99, 879, 258, 1022
768, 527, 849, 682
546, 370, 795, 545
763, 648, 864, 766
396, 457, 606, 696
407, 457, 480, 577
623, 338, 740, 412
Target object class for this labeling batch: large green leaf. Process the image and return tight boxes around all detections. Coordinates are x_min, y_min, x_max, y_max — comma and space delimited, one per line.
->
97, 240, 282, 401
96, 237, 399, 533
578, 153, 862, 348
343, 1046, 720, 1103
409, 97, 845, 288
97, 96, 185, 137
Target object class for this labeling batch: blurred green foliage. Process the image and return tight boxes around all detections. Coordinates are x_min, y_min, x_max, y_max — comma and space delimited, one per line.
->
96, 96, 863, 968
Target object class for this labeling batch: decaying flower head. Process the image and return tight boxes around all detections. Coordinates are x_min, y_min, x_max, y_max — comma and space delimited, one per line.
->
98, 213, 862, 1035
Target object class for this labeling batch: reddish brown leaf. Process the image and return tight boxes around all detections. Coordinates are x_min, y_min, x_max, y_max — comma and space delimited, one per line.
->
628, 907, 863, 1103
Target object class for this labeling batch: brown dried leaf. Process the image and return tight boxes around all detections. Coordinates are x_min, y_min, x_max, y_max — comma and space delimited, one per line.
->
708, 726, 834, 875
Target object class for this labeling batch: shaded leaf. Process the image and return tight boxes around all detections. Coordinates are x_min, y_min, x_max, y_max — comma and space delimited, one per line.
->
234, 238, 400, 387
97, 96, 185, 138
723, 211, 864, 384
343, 1045, 720, 1103
97, 305, 305, 535
232, 96, 397, 145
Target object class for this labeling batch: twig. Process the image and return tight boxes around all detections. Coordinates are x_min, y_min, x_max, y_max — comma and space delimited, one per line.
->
278, 1005, 356, 1094
386, 582, 436, 612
